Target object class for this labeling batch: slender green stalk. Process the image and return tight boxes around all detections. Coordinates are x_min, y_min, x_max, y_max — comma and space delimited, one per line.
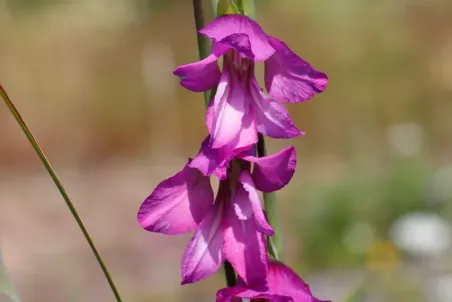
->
0, 85, 123, 302
257, 134, 283, 260
192, 0, 213, 107
192, 0, 237, 287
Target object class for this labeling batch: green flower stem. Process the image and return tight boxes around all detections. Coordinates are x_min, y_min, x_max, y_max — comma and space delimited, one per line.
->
192, 0, 237, 287
0, 85, 123, 302
257, 134, 283, 260
192, 0, 213, 107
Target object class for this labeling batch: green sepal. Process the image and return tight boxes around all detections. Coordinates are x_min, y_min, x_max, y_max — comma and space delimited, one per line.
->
213, 0, 255, 17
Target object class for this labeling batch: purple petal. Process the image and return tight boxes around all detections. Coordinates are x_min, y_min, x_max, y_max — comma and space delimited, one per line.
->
238, 171, 274, 235
217, 260, 331, 302
200, 14, 275, 61
219, 33, 254, 60
137, 164, 213, 235
222, 192, 268, 287
207, 66, 246, 149
189, 136, 228, 180
241, 146, 297, 192
265, 36, 328, 103
231, 182, 253, 220
265, 260, 331, 302
173, 43, 228, 92
191, 85, 257, 180
189, 133, 256, 181
232, 100, 259, 151
250, 77, 303, 139
173, 54, 220, 92
181, 200, 224, 285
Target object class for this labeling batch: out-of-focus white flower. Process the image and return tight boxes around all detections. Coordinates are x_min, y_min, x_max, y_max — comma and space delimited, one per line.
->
391, 212, 451, 258
433, 275, 452, 302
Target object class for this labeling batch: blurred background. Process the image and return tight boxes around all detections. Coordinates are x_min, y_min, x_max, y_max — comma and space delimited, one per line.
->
1, 0, 452, 301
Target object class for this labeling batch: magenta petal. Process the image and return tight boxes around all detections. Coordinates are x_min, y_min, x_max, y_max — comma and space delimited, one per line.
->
264, 260, 330, 302
222, 191, 268, 287
265, 36, 328, 103
191, 82, 257, 179
173, 43, 228, 92
250, 78, 303, 139
232, 101, 259, 152
219, 33, 255, 60
181, 201, 224, 285
137, 164, 214, 235
189, 133, 256, 181
200, 14, 275, 61
241, 146, 297, 192
208, 67, 246, 149
217, 260, 330, 302
238, 171, 274, 235
189, 136, 229, 180
231, 183, 253, 220
173, 54, 220, 92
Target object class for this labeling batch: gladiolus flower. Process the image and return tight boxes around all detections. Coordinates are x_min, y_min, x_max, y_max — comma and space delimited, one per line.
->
181, 146, 296, 285
174, 14, 327, 165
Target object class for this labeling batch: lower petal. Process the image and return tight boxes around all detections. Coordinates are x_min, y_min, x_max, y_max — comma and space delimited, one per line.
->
238, 171, 274, 235
181, 201, 224, 285
222, 197, 268, 287
264, 36, 328, 103
190, 113, 256, 180
137, 164, 214, 235
240, 146, 297, 192
250, 78, 303, 139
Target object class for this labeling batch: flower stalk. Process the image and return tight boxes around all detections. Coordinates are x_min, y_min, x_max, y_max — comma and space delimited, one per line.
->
0, 85, 123, 302
192, 0, 214, 107
192, 0, 237, 287
257, 133, 283, 260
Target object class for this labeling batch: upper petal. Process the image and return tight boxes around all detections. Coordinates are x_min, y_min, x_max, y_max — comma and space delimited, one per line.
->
250, 78, 304, 139
238, 171, 274, 235
173, 43, 229, 92
200, 14, 275, 61
240, 146, 297, 192
265, 260, 331, 302
181, 198, 224, 285
137, 163, 214, 235
264, 36, 328, 103
222, 192, 269, 287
